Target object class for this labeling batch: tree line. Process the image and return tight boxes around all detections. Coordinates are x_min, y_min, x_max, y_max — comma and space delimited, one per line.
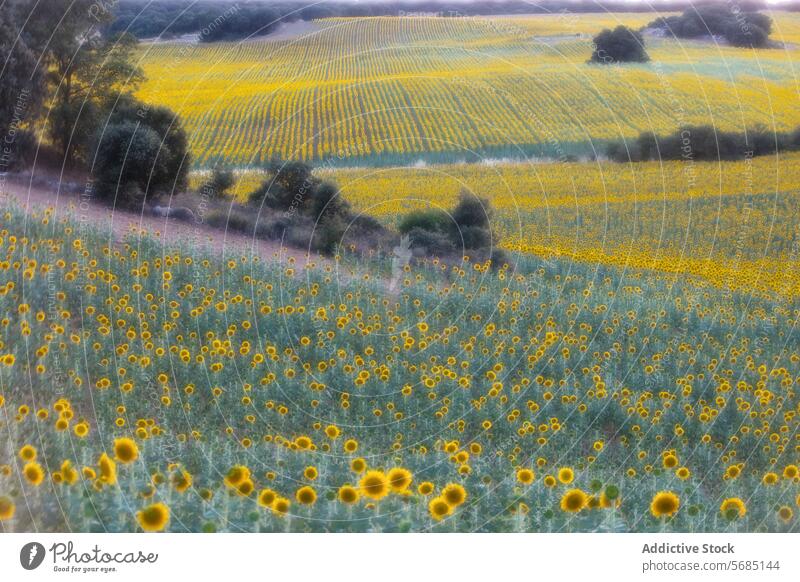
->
647, 4, 775, 47
107, 0, 777, 42
606, 125, 800, 163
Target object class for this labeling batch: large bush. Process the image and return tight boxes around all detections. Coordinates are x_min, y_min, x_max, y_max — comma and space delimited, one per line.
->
93, 122, 170, 207
590, 26, 649, 64
400, 191, 499, 264
648, 6, 773, 48
201, 167, 236, 199
398, 208, 451, 235
101, 95, 190, 192
92, 97, 189, 206
606, 124, 799, 163
248, 159, 349, 222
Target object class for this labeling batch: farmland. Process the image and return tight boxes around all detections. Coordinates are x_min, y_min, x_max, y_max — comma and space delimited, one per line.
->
1, 10, 799, 534
0, 203, 798, 532
196, 151, 800, 298
136, 13, 800, 167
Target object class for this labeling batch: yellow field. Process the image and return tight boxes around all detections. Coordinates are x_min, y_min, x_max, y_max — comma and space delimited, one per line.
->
136, 12, 800, 167
190, 151, 800, 298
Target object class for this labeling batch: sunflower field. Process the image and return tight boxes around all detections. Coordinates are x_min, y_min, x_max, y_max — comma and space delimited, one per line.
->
136, 12, 800, 167
196, 151, 800, 299
0, 200, 798, 533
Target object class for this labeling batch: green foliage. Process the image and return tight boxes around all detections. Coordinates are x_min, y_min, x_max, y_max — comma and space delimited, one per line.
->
0, 9, 43, 161
452, 191, 491, 231
400, 191, 499, 262
607, 124, 800, 162
590, 26, 649, 64
406, 226, 456, 256
93, 119, 182, 207
248, 159, 318, 210
649, 5, 773, 48
202, 167, 236, 199
16, 0, 143, 164
245, 159, 359, 254
312, 214, 348, 255
398, 208, 451, 235
204, 208, 253, 233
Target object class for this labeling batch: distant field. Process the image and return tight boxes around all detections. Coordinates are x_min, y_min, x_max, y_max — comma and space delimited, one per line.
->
191, 151, 800, 298
136, 13, 800, 168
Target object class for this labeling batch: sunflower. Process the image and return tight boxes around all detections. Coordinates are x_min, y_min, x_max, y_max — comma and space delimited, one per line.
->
19, 444, 37, 462
557, 467, 574, 484
272, 497, 291, 516
350, 458, 367, 474
783, 465, 798, 480
543, 475, 556, 488
650, 491, 680, 518
724, 464, 742, 480
258, 488, 277, 508
224, 465, 250, 488
343, 439, 358, 453
560, 488, 587, 513
762, 472, 779, 485
778, 506, 794, 523
337, 485, 359, 504
295, 485, 317, 505
171, 469, 192, 493
417, 481, 434, 496
98, 453, 117, 485
600, 491, 621, 509
662, 454, 678, 469
441, 483, 467, 507
387, 467, 413, 492
60, 460, 78, 485
675, 467, 691, 480
359, 470, 389, 500
324, 425, 340, 439
136, 502, 170, 532
720, 497, 746, 519
139, 485, 156, 499
429, 496, 452, 521
516, 468, 535, 485
294, 436, 312, 449
303, 466, 318, 481
23, 462, 45, 486
113, 437, 139, 464
0, 495, 15, 521
236, 479, 255, 497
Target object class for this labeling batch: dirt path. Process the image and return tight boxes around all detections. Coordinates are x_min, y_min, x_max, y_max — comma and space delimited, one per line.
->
0, 176, 321, 267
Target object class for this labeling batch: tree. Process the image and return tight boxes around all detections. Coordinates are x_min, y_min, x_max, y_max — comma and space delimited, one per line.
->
451, 192, 494, 250
590, 26, 649, 64
201, 167, 236, 199
92, 96, 190, 206
248, 159, 319, 210
400, 191, 498, 258
0, 6, 44, 168
452, 192, 491, 230
648, 7, 773, 48
93, 122, 171, 207
98, 94, 190, 193
17, 0, 143, 164
725, 20, 770, 48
